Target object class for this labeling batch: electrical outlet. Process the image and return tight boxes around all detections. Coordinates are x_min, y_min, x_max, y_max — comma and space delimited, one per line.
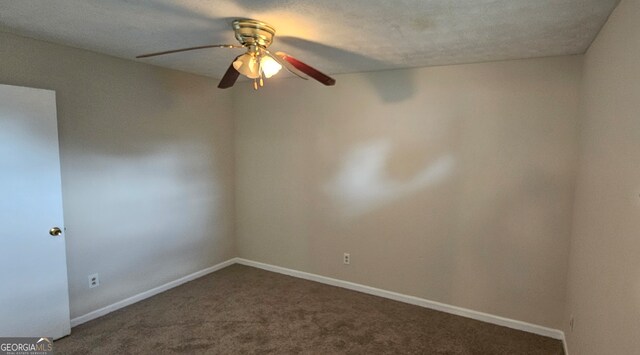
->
343, 253, 350, 265
569, 316, 574, 332
88, 273, 99, 288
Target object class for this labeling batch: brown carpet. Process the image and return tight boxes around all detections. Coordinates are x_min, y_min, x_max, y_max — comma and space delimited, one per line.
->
55, 264, 564, 354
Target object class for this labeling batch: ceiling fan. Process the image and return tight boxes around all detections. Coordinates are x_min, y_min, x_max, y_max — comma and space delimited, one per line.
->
136, 19, 336, 90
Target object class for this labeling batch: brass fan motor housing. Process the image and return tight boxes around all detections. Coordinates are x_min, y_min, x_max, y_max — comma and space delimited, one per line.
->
233, 19, 276, 48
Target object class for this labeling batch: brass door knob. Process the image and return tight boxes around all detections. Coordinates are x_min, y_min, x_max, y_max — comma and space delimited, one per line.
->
49, 227, 62, 236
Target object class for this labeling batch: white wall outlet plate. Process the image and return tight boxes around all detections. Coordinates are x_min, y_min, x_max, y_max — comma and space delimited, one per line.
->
88, 273, 99, 288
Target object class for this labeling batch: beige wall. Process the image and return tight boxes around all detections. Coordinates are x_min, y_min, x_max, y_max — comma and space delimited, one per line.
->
9, 15, 634, 344
565, 0, 640, 352
0, 32, 236, 318
234, 56, 582, 329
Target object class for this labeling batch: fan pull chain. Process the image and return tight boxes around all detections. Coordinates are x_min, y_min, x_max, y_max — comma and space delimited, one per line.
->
259, 60, 265, 87
253, 79, 258, 90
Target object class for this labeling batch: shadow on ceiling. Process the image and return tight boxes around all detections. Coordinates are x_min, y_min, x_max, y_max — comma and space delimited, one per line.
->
278, 36, 416, 102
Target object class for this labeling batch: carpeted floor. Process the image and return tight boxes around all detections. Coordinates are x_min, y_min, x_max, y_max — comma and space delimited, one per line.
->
55, 264, 564, 354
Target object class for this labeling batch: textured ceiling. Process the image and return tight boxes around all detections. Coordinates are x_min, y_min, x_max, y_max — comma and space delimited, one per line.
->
0, 0, 620, 79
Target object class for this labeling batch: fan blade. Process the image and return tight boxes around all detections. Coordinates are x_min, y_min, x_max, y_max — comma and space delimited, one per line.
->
263, 49, 308, 80
275, 52, 335, 86
218, 57, 241, 89
136, 44, 242, 58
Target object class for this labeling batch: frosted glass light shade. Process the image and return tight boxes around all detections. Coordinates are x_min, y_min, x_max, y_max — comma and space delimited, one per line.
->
233, 53, 260, 79
260, 56, 282, 78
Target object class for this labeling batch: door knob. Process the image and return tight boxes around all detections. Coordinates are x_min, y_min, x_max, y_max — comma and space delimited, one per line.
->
49, 227, 62, 236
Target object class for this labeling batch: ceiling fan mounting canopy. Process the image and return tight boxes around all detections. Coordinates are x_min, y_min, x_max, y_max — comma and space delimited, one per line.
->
232, 19, 276, 48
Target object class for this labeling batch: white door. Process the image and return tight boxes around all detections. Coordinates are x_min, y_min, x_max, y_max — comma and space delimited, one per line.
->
0, 84, 71, 339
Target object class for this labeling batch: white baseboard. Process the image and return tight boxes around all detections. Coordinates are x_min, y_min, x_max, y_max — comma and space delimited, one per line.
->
70, 256, 567, 351
70, 258, 237, 327
235, 258, 566, 341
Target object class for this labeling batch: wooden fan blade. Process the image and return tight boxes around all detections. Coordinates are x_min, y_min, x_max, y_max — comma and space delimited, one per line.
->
136, 44, 242, 58
275, 52, 335, 86
218, 57, 241, 89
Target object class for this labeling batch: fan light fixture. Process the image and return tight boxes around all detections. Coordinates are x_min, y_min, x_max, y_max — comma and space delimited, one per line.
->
136, 19, 335, 90
232, 49, 282, 79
